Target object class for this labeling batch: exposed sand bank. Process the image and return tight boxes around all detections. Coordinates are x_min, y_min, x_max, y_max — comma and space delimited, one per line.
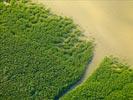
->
32, 0, 133, 79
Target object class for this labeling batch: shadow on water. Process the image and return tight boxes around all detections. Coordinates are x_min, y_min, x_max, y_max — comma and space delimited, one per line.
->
54, 54, 94, 100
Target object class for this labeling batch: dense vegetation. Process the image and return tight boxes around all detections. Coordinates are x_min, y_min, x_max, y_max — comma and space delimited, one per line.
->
0, 0, 94, 99
61, 57, 133, 100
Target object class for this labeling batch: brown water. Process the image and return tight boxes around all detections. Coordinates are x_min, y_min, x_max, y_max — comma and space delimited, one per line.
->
33, 0, 133, 80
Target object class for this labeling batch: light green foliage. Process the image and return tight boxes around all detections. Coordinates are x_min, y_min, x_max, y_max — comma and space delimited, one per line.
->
61, 57, 133, 100
0, 1, 93, 99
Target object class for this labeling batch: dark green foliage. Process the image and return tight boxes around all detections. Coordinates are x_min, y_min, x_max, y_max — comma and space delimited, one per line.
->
0, 1, 93, 100
61, 57, 133, 100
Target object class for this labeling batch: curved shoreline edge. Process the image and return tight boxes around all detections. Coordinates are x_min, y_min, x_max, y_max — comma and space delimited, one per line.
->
54, 55, 94, 100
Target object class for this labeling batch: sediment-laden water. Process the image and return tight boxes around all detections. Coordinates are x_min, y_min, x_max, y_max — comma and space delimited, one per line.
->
33, 0, 133, 79
32, 1, 133, 98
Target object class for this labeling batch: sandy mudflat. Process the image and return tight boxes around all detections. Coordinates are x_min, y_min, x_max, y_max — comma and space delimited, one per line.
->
32, 0, 133, 79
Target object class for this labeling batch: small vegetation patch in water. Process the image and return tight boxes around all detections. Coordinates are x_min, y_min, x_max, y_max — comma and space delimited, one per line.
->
0, 0, 94, 99
61, 57, 133, 100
